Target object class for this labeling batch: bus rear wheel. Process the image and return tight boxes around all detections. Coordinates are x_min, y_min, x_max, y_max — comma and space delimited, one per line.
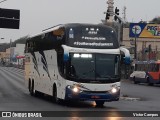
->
29, 80, 39, 96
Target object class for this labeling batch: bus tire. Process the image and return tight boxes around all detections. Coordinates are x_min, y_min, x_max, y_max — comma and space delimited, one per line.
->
95, 101, 105, 107
52, 84, 59, 103
30, 80, 37, 96
30, 80, 34, 96
28, 79, 31, 92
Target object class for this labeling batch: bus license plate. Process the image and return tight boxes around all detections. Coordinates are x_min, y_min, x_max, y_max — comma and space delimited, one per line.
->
91, 96, 100, 99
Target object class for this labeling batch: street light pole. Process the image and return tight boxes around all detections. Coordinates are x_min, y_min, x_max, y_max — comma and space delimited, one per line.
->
134, 27, 137, 70
134, 27, 137, 60
9, 39, 12, 64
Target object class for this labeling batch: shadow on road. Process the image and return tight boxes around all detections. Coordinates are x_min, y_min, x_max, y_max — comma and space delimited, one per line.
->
31, 92, 117, 110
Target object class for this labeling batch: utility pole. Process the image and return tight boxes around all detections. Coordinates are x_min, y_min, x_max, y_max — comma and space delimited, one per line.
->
9, 39, 12, 64
102, 0, 124, 44
134, 28, 137, 60
122, 6, 127, 23
102, 0, 131, 79
102, 0, 114, 24
107, 0, 114, 22
134, 27, 137, 70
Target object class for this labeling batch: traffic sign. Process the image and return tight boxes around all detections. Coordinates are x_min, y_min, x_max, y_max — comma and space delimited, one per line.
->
129, 23, 146, 38
132, 25, 142, 35
0, 8, 20, 29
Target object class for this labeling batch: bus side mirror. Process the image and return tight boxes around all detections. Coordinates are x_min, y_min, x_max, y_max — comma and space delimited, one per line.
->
123, 56, 130, 65
120, 47, 131, 65
62, 45, 69, 62
120, 54, 125, 64
63, 53, 69, 62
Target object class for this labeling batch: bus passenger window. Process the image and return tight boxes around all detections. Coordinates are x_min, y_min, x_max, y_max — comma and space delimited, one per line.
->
155, 64, 159, 72
53, 28, 64, 36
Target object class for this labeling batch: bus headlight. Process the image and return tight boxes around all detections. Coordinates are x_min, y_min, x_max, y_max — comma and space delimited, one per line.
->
67, 85, 82, 93
73, 87, 79, 93
110, 87, 118, 94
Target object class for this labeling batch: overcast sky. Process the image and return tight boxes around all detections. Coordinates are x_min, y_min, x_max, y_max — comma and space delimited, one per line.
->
0, 0, 160, 43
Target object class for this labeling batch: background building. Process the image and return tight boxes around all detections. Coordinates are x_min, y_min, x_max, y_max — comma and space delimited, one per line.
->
123, 27, 160, 61
0, 43, 25, 67
12, 44, 25, 66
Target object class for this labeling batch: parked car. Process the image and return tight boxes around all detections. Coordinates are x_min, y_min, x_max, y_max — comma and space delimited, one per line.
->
129, 71, 148, 84
129, 60, 160, 86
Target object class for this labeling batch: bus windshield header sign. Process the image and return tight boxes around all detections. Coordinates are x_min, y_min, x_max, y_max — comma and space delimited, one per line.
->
66, 25, 119, 49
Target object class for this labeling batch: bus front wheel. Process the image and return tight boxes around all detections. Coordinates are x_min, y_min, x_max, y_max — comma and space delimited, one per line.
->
29, 80, 34, 96
95, 101, 105, 107
53, 85, 59, 103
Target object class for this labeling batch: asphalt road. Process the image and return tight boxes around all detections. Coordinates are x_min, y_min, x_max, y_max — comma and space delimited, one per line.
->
0, 67, 160, 120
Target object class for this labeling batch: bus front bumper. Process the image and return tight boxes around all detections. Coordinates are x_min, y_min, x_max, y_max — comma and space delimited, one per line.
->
65, 86, 120, 102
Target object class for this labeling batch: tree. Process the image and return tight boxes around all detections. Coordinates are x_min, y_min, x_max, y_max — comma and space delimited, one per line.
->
0, 35, 29, 52
150, 17, 160, 24
11, 35, 29, 47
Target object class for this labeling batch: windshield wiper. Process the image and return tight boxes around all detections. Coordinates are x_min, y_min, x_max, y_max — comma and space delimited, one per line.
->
80, 69, 95, 78
103, 75, 112, 79
111, 75, 119, 78
96, 77, 111, 80
95, 73, 112, 79
96, 73, 119, 79
96, 75, 119, 83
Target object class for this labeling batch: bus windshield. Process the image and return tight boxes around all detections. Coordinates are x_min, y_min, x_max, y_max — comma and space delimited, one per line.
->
67, 53, 120, 83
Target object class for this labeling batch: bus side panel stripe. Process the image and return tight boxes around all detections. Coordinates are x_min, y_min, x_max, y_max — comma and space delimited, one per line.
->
31, 52, 40, 76
39, 51, 51, 79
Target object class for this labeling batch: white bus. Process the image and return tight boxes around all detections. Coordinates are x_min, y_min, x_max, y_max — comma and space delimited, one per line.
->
24, 23, 130, 106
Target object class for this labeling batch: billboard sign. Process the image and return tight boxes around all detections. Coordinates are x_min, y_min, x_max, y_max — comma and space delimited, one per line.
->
0, 8, 20, 29
129, 23, 160, 38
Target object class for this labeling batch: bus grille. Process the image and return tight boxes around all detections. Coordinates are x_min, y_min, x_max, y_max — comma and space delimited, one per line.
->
83, 90, 109, 94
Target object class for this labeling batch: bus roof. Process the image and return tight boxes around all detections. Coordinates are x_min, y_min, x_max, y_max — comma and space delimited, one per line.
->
30, 23, 114, 38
